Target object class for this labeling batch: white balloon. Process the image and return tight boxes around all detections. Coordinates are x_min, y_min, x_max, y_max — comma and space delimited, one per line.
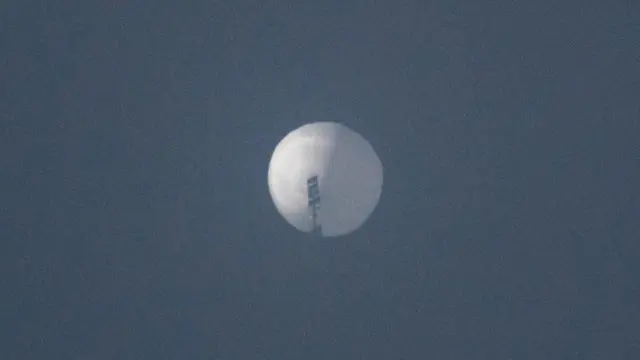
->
268, 122, 383, 237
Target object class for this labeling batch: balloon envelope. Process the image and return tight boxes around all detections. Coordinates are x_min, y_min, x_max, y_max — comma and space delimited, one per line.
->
268, 122, 383, 237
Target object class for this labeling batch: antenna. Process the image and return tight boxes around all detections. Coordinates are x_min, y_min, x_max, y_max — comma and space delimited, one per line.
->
307, 175, 322, 236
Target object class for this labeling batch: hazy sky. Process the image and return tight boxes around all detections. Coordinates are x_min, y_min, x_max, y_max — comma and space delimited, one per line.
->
2, 1, 639, 359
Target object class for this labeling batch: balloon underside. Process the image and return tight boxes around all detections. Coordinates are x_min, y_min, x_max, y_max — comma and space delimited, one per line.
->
268, 122, 383, 237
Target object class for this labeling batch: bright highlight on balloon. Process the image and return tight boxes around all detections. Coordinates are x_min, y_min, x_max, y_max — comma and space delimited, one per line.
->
268, 122, 383, 237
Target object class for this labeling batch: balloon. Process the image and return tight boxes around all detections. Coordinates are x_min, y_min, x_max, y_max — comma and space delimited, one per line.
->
268, 122, 383, 237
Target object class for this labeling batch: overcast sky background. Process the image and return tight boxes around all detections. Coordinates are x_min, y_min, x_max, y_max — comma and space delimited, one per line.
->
2, 1, 639, 359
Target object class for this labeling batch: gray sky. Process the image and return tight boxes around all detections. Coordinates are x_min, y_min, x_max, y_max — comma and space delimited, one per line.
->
2, 0, 639, 359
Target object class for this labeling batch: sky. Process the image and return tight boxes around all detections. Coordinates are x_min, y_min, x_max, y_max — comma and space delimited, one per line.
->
2, 0, 639, 359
